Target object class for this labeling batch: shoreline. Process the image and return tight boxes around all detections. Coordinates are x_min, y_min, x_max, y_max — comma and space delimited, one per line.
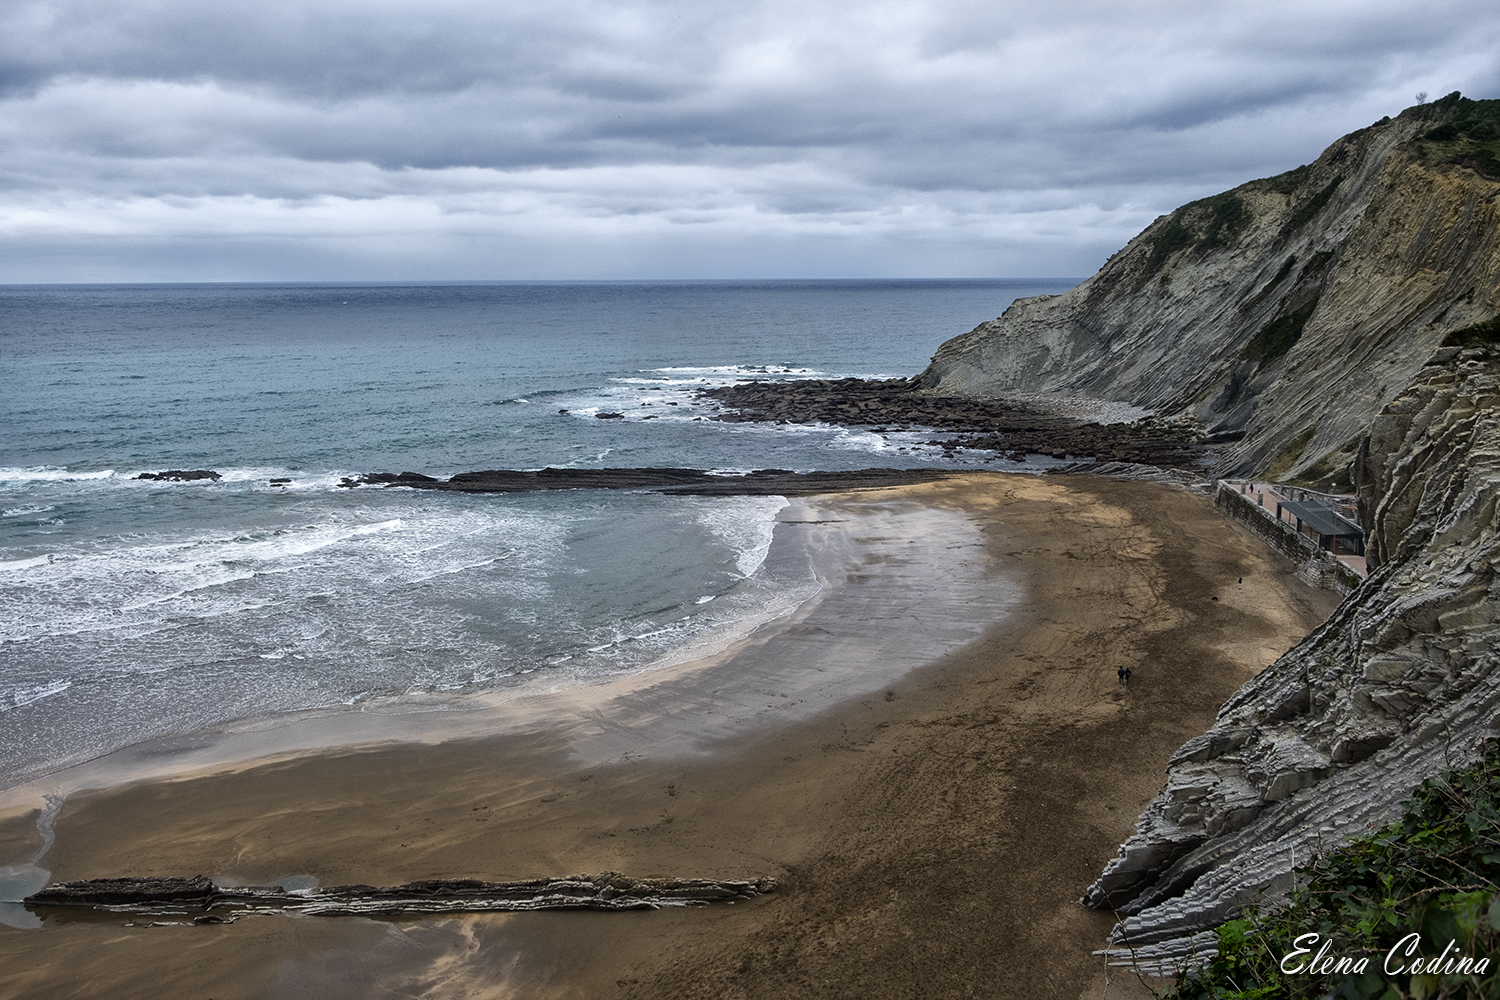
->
0, 488, 1010, 828
0, 474, 1339, 999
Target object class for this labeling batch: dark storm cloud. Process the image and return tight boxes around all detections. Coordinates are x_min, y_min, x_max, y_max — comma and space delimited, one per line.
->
0, 0, 1497, 280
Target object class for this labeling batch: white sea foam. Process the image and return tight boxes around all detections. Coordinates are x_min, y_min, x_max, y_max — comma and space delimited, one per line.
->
2, 680, 71, 713
0, 467, 115, 483
648, 364, 819, 375
0, 554, 53, 574
405, 553, 511, 584
695, 496, 789, 578
553, 448, 613, 468
0, 508, 542, 646
2, 505, 56, 518
0, 466, 362, 498
1, 487, 824, 788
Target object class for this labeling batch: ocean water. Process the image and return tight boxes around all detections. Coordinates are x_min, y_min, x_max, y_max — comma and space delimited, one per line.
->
0, 280, 1075, 787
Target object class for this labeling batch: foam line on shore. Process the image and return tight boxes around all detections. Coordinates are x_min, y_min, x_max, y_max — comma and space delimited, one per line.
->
0, 482, 1011, 830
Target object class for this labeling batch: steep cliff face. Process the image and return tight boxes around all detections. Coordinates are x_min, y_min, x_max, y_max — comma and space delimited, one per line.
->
1082, 351, 1500, 967
918, 95, 1500, 482
917, 93, 1500, 971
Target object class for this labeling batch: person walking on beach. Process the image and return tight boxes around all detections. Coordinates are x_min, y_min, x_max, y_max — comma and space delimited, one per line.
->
1117, 666, 1126, 683
1124, 667, 1132, 684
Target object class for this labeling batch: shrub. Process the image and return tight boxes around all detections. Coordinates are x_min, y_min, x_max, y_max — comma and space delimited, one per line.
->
1287, 177, 1344, 230
1442, 317, 1500, 349
1250, 165, 1313, 196
1143, 193, 1253, 277
1243, 298, 1320, 364
1407, 95, 1500, 180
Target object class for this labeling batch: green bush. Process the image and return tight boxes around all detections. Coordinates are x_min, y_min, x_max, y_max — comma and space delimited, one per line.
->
1407, 94, 1500, 180
1243, 299, 1319, 364
1442, 317, 1500, 349
1250, 165, 1313, 196
1143, 193, 1253, 277
1287, 177, 1344, 230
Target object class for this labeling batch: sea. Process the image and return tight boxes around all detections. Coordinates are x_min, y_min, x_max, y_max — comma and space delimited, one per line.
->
0, 279, 1077, 790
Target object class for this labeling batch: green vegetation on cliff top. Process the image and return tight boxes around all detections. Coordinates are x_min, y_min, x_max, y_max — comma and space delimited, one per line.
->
1143, 192, 1252, 277
1141, 93, 1500, 283
1410, 92, 1500, 180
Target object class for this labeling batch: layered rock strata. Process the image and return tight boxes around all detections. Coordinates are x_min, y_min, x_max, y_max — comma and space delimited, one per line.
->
1084, 351, 1500, 968
899, 93, 1500, 970
339, 466, 960, 495
26, 872, 777, 920
917, 95, 1500, 483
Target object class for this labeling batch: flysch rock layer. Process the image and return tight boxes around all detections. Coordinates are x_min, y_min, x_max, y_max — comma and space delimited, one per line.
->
916, 95, 1500, 482
1084, 354, 1500, 966
905, 93, 1500, 972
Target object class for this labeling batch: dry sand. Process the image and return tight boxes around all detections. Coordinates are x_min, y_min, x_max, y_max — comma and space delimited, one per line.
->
0, 474, 1339, 999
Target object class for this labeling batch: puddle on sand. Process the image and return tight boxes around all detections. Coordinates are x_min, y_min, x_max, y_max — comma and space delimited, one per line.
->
0, 864, 50, 929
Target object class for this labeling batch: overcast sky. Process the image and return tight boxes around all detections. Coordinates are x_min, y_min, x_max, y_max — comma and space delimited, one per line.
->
1, 0, 1497, 282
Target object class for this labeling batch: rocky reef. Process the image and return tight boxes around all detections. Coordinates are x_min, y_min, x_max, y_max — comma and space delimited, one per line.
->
338, 466, 960, 495
134, 469, 221, 482
906, 93, 1500, 970
695, 377, 1207, 466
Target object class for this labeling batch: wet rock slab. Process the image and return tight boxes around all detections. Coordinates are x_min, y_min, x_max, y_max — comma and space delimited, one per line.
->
696, 378, 1208, 467
135, 470, 222, 482
339, 466, 960, 496
26, 872, 777, 919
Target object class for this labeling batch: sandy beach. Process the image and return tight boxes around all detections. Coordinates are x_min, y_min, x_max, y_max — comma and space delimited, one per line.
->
0, 473, 1338, 999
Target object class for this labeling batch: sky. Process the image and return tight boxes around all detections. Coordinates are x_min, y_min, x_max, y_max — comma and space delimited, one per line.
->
1, 0, 1498, 282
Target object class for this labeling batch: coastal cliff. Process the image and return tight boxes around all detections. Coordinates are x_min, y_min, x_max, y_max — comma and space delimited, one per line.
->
915, 94, 1500, 968
918, 92, 1500, 485
1086, 351, 1500, 967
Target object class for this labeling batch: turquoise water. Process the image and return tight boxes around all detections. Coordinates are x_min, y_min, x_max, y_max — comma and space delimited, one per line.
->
0, 279, 1075, 785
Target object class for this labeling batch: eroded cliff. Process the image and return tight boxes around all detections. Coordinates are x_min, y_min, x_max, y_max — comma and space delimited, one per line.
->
918, 93, 1500, 484
1084, 350, 1500, 968
916, 93, 1500, 971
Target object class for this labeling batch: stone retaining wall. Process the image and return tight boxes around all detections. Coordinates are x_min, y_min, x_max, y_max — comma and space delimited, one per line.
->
1214, 484, 1363, 595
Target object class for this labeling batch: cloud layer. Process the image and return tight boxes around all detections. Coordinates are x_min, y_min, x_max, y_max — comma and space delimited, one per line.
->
2, 0, 1497, 280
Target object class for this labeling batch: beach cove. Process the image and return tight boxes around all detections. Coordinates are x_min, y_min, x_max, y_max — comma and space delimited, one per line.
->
0, 473, 1337, 999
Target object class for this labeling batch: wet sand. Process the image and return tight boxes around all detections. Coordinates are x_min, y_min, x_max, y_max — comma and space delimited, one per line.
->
0, 474, 1338, 999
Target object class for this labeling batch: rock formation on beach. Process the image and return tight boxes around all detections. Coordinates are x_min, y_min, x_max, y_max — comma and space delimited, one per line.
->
25, 873, 777, 919
913, 93, 1500, 968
